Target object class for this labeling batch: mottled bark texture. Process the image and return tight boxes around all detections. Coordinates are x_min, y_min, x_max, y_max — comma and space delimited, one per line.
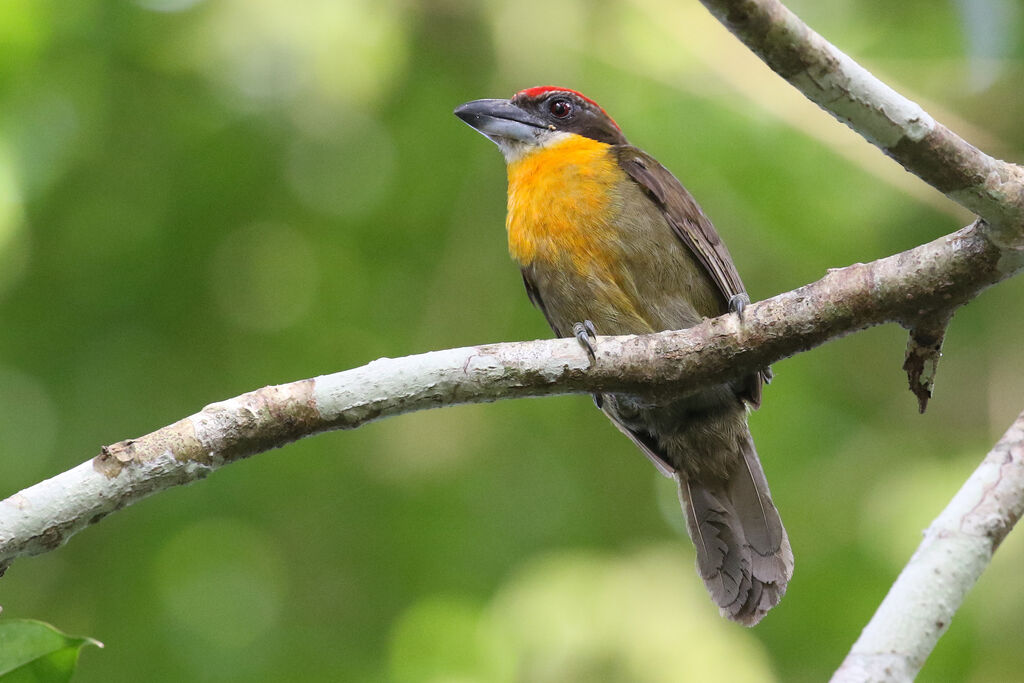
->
699, 0, 1024, 235
1, 217, 1021, 573
902, 312, 951, 413
699, 0, 1024, 413
832, 409, 1024, 682
695, 0, 1024, 678
0, 4, 1023, 677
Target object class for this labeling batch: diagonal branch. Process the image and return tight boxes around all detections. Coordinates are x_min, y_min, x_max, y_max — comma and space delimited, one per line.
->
698, 0, 1024, 416
698, 0, 1024, 239
0, 13, 1022, 679
832, 408, 1024, 681
695, 0, 1024, 673
0, 217, 1021, 573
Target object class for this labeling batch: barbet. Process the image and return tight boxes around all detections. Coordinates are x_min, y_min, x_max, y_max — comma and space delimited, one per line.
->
455, 87, 792, 625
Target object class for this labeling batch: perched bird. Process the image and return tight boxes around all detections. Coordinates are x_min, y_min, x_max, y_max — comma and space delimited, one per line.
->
455, 87, 792, 625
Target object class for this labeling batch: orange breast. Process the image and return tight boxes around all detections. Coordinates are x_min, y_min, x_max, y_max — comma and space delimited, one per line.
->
505, 134, 621, 275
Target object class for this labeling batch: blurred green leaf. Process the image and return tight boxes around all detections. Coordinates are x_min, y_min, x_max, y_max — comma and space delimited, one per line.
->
0, 619, 101, 682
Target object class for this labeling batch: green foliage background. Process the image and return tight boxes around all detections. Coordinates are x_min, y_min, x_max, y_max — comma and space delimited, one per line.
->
1, 0, 1023, 680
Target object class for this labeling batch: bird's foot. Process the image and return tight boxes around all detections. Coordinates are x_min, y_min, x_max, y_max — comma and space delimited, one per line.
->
728, 293, 750, 320
572, 319, 598, 365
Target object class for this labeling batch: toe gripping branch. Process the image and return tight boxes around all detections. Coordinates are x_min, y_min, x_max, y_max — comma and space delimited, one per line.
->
573, 320, 598, 364
728, 293, 750, 319
728, 291, 774, 386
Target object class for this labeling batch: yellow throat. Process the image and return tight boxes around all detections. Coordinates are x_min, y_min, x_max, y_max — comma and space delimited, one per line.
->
505, 134, 621, 274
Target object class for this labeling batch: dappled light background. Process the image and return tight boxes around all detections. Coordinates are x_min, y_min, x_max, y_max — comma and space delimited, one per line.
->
1, 0, 1023, 681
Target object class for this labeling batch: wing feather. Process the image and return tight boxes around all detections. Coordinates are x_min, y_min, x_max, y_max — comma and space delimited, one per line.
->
616, 147, 746, 303
521, 268, 562, 337
615, 146, 769, 405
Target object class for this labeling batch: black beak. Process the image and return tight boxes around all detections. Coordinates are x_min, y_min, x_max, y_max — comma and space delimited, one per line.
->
454, 98, 550, 143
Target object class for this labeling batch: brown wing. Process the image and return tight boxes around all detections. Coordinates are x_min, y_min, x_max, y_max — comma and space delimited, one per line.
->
616, 146, 746, 305
616, 145, 769, 406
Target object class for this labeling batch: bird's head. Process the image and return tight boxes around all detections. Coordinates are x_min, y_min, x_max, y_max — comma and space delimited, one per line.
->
455, 86, 627, 162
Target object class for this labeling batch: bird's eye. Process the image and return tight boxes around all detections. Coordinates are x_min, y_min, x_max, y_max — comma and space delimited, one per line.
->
549, 99, 573, 118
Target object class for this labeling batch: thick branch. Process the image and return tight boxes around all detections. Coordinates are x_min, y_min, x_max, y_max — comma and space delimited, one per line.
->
0, 219, 1021, 572
699, 0, 1024, 238
832, 409, 1024, 681
692, 0, 1024, 674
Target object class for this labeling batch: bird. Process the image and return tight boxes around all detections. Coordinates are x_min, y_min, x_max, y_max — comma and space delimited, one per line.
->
454, 86, 792, 625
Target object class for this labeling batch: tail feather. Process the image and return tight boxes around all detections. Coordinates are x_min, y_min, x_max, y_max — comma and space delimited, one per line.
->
677, 435, 792, 626
732, 434, 793, 585
681, 481, 744, 608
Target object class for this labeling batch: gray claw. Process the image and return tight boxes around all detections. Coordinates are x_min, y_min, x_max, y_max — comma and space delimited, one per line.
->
728, 293, 750, 319
573, 319, 598, 363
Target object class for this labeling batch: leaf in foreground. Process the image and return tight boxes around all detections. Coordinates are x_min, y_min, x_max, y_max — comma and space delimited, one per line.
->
0, 619, 102, 682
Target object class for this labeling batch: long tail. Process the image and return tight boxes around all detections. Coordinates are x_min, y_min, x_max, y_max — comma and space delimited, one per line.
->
677, 434, 792, 626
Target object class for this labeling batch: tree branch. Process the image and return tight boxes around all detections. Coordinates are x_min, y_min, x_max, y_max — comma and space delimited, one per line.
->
699, 0, 1024, 411
2, 9, 1023, 681
698, 0, 1024, 238
1, 217, 1021, 573
693, 0, 1024, 673
832, 408, 1024, 681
